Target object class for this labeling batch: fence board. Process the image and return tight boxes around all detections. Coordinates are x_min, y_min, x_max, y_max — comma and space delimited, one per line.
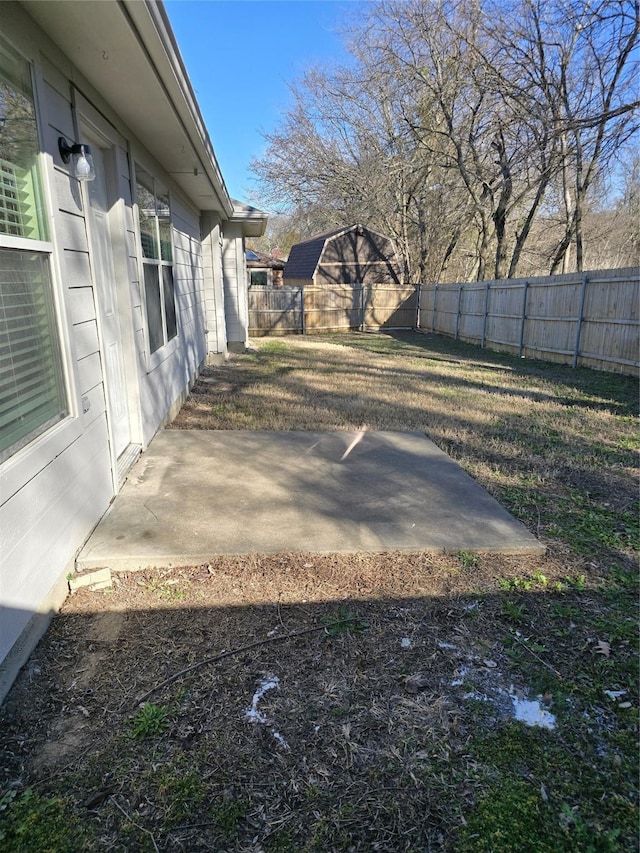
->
248, 286, 303, 335
249, 283, 419, 335
249, 271, 638, 375
418, 267, 639, 375
364, 284, 418, 329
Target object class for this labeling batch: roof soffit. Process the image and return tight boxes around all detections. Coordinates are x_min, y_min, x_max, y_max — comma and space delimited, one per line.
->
20, 0, 233, 216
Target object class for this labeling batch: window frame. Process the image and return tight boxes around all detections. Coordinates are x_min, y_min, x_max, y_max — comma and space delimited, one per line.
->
0, 33, 80, 501
250, 269, 269, 287
133, 162, 179, 371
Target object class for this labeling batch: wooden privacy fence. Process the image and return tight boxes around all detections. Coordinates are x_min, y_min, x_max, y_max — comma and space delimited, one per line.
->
248, 284, 418, 335
417, 267, 639, 375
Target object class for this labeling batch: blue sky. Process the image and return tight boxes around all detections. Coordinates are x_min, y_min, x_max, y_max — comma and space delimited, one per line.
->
165, 1, 359, 204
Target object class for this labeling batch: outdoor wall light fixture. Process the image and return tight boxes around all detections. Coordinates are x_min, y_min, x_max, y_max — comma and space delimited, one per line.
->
58, 137, 96, 182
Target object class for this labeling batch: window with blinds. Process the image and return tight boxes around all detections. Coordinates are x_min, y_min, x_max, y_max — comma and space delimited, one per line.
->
0, 251, 67, 461
0, 37, 67, 463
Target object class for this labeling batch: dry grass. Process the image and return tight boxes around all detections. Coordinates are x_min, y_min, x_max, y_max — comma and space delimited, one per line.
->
1, 332, 637, 852
172, 333, 638, 555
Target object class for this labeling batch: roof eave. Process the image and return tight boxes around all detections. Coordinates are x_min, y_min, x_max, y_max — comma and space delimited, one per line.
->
138, 0, 234, 218
20, 0, 234, 217
230, 200, 268, 238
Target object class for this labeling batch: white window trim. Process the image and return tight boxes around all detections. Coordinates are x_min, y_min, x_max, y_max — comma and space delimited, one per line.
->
1, 235, 52, 254
0, 36, 81, 503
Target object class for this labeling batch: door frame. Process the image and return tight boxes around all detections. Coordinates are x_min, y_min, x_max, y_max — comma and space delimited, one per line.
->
76, 94, 142, 491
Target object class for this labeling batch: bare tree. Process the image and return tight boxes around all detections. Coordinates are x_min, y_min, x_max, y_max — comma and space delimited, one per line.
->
251, 0, 639, 282
542, 1, 639, 272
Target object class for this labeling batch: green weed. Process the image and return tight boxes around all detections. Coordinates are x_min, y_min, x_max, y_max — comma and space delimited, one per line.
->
463, 722, 635, 852
211, 800, 245, 833
458, 550, 479, 568
156, 767, 206, 827
321, 604, 369, 635
551, 493, 639, 555
499, 599, 529, 625
0, 788, 87, 853
129, 702, 170, 739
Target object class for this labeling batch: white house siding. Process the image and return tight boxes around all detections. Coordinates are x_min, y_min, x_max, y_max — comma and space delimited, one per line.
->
0, 2, 266, 697
0, 8, 114, 677
135, 191, 208, 445
222, 222, 248, 350
201, 211, 228, 361
0, 5, 218, 691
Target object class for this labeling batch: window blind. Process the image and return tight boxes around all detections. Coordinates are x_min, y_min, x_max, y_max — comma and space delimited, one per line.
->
0, 250, 67, 461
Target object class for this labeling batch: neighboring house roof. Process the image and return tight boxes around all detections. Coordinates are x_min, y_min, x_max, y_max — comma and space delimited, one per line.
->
284, 224, 396, 281
245, 250, 286, 270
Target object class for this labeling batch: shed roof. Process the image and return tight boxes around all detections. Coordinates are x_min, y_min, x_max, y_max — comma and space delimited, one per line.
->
284, 224, 396, 281
284, 225, 356, 280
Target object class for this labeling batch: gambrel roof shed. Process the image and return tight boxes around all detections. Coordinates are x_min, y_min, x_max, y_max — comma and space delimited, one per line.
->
284, 224, 401, 286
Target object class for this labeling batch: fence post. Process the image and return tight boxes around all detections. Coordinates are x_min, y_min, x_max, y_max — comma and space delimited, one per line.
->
519, 281, 529, 358
455, 284, 463, 339
573, 272, 588, 368
300, 287, 306, 335
362, 282, 374, 332
482, 281, 490, 348
415, 283, 422, 329
360, 284, 366, 332
431, 284, 438, 333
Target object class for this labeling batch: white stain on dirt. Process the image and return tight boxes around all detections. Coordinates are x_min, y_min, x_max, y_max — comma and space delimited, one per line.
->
511, 691, 556, 729
245, 675, 289, 749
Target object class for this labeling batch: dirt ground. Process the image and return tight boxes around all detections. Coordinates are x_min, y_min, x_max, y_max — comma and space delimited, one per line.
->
1, 550, 582, 851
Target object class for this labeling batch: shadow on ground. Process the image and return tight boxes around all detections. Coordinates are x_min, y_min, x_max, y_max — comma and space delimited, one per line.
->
1, 550, 637, 852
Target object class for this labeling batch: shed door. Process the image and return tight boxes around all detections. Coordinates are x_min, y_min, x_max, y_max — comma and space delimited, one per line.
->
84, 139, 131, 465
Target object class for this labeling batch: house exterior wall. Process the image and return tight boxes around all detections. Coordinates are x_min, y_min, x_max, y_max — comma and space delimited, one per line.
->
222, 222, 248, 351
201, 211, 228, 363
136, 189, 208, 444
1, 5, 115, 678
0, 3, 238, 692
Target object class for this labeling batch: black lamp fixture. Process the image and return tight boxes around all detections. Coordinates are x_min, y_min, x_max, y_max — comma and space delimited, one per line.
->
58, 136, 96, 182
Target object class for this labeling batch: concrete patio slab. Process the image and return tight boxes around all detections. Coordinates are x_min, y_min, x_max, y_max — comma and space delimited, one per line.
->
77, 430, 545, 571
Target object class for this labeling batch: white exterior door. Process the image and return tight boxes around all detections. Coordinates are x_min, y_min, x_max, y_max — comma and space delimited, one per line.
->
84, 138, 132, 465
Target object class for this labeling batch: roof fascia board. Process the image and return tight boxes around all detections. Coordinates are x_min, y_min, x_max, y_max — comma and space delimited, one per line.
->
352, 224, 400, 254
312, 228, 347, 279
324, 223, 400, 262
230, 201, 268, 237
120, 0, 233, 218
324, 225, 353, 244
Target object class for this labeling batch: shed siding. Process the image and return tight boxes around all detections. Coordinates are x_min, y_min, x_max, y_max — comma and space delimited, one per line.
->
317, 230, 400, 285
284, 225, 401, 287
282, 276, 312, 288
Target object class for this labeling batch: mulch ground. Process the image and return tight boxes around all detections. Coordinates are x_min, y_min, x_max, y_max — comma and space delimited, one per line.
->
0, 550, 573, 851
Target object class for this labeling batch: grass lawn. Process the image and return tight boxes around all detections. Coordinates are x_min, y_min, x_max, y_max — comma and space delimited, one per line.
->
1, 332, 637, 852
